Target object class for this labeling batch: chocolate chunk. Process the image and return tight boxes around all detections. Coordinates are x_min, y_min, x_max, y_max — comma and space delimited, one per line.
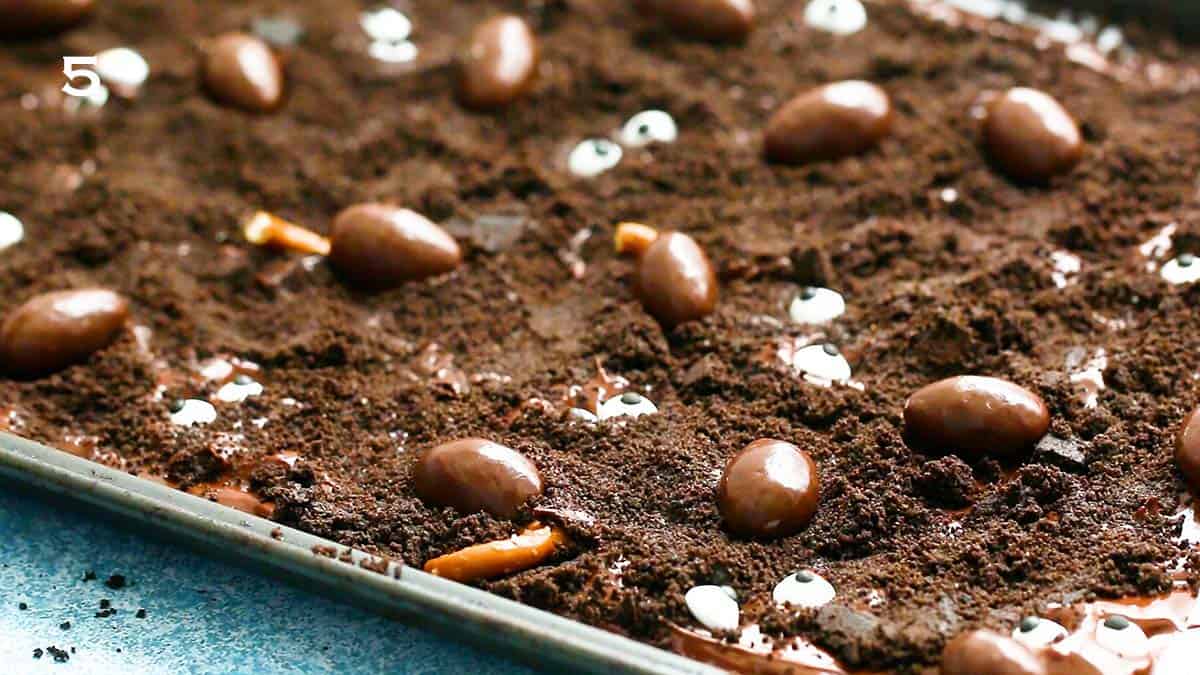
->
717, 439, 819, 539
0, 0, 93, 36
635, 231, 718, 328
903, 376, 1050, 459
634, 0, 755, 42
940, 630, 1044, 675
135, 608, 146, 618
32, 648, 42, 659
59, 621, 70, 630
1032, 434, 1088, 473
0, 289, 128, 377
329, 204, 462, 289
104, 574, 126, 589
1177, 405, 1200, 493
458, 15, 538, 109
982, 87, 1083, 183
412, 438, 543, 518
764, 81, 893, 165
202, 33, 284, 112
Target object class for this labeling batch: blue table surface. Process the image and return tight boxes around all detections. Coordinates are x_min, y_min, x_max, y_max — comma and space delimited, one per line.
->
0, 489, 539, 674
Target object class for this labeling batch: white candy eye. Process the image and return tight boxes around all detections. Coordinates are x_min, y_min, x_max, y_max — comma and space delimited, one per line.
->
95, 47, 150, 92
1095, 614, 1149, 658
215, 375, 264, 403
788, 287, 845, 325
597, 392, 658, 421
0, 212, 24, 251
803, 0, 868, 36
360, 7, 412, 42
1011, 616, 1068, 648
786, 344, 851, 386
1162, 253, 1200, 285
568, 139, 623, 177
568, 407, 599, 423
685, 585, 739, 632
169, 399, 217, 426
772, 570, 836, 609
620, 110, 678, 147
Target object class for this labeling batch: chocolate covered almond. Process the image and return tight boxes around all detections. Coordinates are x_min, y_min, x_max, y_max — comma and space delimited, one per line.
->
634, 0, 755, 42
634, 231, 717, 328
983, 87, 1082, 183
202, 33, 284, 112
1177, 406, 1200, 493
413, 438, 543, 518
458, 15, 538, 110
328, 204, 461, 289
764, 80, 893, 164
0, 289, 128, 376
717, 439, 819, 539
904, 376, 1050, 459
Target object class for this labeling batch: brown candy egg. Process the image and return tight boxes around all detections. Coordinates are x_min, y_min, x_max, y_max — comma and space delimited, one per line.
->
328, 204, 462, 289
634, 231, 718, 328
1176, 406, 1200, 493
904, 376, 1050, 459
202, 33, 284, 113
457, 15, 539, 110
412, 438, 543, 519
764, 80, 893, 165
633, 0, 755, 42
0, 289, 128, 377
982, 87, 1083, 183
941, 630, 1046, 675
0, 0, 94, 36
717, 439, 819, 539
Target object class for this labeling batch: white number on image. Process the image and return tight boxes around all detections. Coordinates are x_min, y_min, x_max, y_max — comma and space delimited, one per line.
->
62, 56, 102, 98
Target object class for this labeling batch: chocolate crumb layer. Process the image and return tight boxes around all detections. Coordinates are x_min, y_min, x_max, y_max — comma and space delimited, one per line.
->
4, 1, 1200, 671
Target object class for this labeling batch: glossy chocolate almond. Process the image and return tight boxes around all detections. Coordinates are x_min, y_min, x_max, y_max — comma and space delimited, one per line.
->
634, 231, 717, 328
717, 439, 819, 539
634, 0, 755, 42
983, 87, 1083, 183
328, 204, 462, 289
202, 33, 284, 113
0, 289, 128, 377
413, 438, 543, 518
1177, 406, 1200, 493
904, 376, 1050, 459
941, 631, 1047, 675
764, 80, 893, 164
458, 15, 538, 110
0, 0, 93, 36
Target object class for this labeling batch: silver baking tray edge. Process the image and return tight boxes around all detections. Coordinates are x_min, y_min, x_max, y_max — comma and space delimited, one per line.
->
0, 430, 719, 675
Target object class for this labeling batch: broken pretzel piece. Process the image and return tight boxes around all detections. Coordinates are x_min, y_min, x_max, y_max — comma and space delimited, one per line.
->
423, 522, 568, 583
614, 222, 659, 257
243, 211, 331, 256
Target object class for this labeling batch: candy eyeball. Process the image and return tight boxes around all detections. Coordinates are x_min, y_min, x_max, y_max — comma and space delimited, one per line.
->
215, 375, 264, 403
597, 392, 658, 421
1162, 253, 1200, 285
788, 287, 845, 325
787, 343, 851, 386
169, 399, 217, 426
360, 6, 412, 42
95, 47, 150, 92
685, 585, 740, 632
772, 570, 836, 609
0, 212, 24, 250
1011, 616, 1068, 648
568, 139, 623, 178
620, 110, 678, 147
803, 0, 868, 36
1095, 614, 1149, 658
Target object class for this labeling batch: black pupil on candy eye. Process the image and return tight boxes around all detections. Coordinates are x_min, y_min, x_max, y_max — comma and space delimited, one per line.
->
594, 142, 608, 156
621, 392, 641, 405
234, 374, 253, 385
800, 287, 817, 300
169, 399, 185, 413
794, 570, 814, 582
638, 123, 651, 137
822, 344, 839, 356
1019, 616, 1040, 633
1103, 615, 1131, 630
1179, 253, 1195, 267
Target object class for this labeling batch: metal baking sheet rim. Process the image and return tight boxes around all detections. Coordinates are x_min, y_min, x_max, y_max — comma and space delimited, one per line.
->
0, 431, 719, 675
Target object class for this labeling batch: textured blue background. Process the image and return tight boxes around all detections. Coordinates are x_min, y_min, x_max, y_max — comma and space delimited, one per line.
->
0, 489, 537, 674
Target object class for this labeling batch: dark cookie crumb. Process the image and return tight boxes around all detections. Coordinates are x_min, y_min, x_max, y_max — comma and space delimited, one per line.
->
104, 575, 127, 590
82, 571, 96, 582
18, 602, 27, 610
58, 621, 70, 630
136, 608, 147, 619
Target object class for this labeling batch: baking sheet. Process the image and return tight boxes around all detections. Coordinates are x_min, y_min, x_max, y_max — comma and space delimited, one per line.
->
0, 431, 718, 675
